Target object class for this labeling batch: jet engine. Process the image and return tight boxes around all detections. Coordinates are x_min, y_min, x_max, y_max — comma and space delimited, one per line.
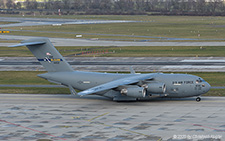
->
120, 87, 146, 98
145, 82, 166, 94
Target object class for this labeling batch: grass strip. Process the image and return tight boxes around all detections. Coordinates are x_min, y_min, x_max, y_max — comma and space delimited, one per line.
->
0, 71, 50, 85
1, 46, 225, 57
5, 16, 225, 40
0, 87, 70, 94
203, 89, 225, 97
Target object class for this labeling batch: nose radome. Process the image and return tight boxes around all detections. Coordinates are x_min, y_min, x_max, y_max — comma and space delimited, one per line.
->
205, 82, 211, 92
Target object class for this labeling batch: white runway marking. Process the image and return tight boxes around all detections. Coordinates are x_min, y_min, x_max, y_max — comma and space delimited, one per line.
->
163, 65, 225, 69
181, 60, 225, 62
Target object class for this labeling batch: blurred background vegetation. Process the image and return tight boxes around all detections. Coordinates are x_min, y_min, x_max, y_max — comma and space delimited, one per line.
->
1, 0, 225, 16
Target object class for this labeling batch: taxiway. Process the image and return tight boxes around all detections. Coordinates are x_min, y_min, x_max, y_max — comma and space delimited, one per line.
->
1, 57, 225, 72
0, 94, 224, 140
0, 17, 133, 28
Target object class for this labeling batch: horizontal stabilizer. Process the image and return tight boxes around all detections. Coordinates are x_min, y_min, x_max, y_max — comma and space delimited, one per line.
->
8, 41, 46, 47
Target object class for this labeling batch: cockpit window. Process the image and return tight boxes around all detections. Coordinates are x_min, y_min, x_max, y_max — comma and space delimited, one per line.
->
196, 78, 203, 83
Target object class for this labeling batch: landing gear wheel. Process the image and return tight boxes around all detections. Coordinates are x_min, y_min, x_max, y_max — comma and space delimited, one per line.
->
196, 97, 201, 102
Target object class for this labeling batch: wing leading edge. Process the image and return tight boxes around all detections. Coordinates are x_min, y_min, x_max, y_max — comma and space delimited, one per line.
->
77, 74, 153, 96
9, 41, 46, 47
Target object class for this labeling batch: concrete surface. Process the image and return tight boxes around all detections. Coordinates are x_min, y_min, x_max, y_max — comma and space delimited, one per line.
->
0, 94, 224, 140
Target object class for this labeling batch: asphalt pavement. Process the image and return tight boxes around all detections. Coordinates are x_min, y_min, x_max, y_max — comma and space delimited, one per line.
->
1, 57, 225, 72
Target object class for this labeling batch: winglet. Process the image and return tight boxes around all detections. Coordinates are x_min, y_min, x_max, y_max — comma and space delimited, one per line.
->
8, 41, 46, 47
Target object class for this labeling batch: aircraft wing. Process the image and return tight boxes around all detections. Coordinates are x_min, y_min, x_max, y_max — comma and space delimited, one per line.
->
77, 75, 153, 96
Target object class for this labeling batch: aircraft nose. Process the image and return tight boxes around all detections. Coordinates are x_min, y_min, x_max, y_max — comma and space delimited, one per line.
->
204, 82, 211, 92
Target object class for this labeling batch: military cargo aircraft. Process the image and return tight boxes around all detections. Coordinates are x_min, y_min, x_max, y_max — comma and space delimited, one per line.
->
10, 38, 211, 101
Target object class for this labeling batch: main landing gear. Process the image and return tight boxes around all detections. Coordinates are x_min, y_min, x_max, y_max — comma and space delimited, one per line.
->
196, 97, 201, 102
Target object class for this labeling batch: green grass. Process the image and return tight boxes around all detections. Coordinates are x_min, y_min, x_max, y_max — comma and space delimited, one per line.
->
102, 46, 225, 57
0, 40, 20, 43
4, 16, 225, 40
6, 30, 79, 39
204, 89, 225, 96
180, 72, 225, 87
0, 46, 32, 57
0, 21, 18, 25
0, 87, 70, 94
8, 30, 147, 41
1, 46, 225, 57
0, 71, 51, 85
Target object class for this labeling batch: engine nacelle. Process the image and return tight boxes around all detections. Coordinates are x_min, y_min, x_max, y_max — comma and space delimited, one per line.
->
121, 87, 146, 98
146, 82, 166, 94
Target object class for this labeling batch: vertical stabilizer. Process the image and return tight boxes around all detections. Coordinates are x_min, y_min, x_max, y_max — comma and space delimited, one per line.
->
9, 38, 73, 72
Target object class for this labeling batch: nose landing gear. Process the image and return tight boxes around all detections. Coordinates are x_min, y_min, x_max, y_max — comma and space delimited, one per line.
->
196, 97, 201, 102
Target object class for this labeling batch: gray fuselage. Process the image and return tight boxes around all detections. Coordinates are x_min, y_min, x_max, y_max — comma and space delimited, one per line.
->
38, 71, 211, 99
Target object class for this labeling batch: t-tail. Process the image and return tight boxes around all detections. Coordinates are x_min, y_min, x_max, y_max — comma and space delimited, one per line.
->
9, 38, 73, 72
